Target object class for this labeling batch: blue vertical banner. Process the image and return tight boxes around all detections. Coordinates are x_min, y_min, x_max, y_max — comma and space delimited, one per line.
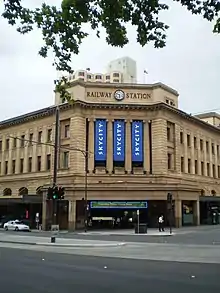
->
113, 120, 125, 161
94, 119, 107, 161
131, 121, 143, 162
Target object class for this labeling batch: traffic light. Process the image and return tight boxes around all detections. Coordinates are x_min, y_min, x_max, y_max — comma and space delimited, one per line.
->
58, 187, 65, 199
47, 187, 53, 200
167, 192, 173, 203
53, 186, 59, 199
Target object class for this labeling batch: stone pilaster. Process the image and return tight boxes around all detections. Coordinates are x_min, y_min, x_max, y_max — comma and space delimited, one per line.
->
143, 121, 150, 173
88, 119, 95, 173
68, 200, 76, 231
175, 199, 182, 228
125, 120, 132, 173
106, 120, 113, 173
151, 119, 167, 174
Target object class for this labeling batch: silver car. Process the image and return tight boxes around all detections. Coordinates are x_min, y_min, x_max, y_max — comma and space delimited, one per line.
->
4, 220, 30, 231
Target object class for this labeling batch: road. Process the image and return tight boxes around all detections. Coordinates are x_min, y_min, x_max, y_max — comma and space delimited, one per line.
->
1, 225, 220, 245
0, 247, 220, 293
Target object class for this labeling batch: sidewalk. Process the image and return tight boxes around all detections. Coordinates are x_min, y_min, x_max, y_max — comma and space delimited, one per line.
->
78, 229, 175, 236
0, 234, 126, 248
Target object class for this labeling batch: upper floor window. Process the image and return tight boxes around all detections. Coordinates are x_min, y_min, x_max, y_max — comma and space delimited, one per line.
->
200, 139, 203, 151
29, 133, 33, 145
194, 137, 197, 149
5, 139, 10, 150
206, 141, 209, 152
47, 129, 52, 142
180, 132, 183, 144
38, 131, 42, 143
63, 151, 69, 168
20, 158, 24, 173
13, 138, 16, 148
105, 75, 110, 80
113, 79, 119, 83
0, 140, 2, 151
64, 125, 70, 138
78, 71, 85, 76
187, 134, 190, 147
212, 143, 215, 155
95, 75, 102, 79
12, 160, 16, 174
37, 156, 41, 171
113, 73, 119, 77
21, 135, 25, 147
167, 127, 171, 141
5, 161, 8, 174
46, 154, 51, 170
87, 74, 92, 79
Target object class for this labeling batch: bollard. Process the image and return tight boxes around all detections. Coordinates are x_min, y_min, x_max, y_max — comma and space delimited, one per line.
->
51, 236, 56, 243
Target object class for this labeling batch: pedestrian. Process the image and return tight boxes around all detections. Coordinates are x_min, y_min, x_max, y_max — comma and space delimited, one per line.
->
158, 215, 165, 232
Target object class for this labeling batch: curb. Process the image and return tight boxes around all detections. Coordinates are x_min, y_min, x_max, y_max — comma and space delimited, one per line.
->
78, 233, 175, 237
0, 240, 126, 248
36, 242, 126, 248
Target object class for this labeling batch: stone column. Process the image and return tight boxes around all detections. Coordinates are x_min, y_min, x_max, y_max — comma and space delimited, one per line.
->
174, 124, 181, 173
197, 134, 201, 175
68, 200, 76, 231
125, 120, 132, 173
190, 134, 195, 174
193, 200, 200, 226
15, 131, 21, 174
143, 121, 150, 173
106, 119, 113, 173
8, 137, 13, 174
209, 139, 213, 177
88, 119, 94, 173
175, 199, 182, 227
183, 131, 188, 172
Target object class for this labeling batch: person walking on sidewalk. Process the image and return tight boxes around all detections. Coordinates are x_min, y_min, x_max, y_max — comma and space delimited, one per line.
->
158, 215, 165, 232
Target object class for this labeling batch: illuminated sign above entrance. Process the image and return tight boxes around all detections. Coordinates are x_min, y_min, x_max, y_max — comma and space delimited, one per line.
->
86, 90, 151, 100
90, 201, 148, 209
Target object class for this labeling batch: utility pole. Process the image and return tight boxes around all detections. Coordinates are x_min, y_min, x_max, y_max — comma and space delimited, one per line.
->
84, 151, 88, 232
51, 106, 60, 242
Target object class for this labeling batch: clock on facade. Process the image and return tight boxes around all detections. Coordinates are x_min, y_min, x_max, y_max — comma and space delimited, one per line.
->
114, 90, 125, 101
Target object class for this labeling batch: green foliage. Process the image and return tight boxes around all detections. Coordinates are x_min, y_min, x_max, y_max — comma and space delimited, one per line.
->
2, 0, 220, 101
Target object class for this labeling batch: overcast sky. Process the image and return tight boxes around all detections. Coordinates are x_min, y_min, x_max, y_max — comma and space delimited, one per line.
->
0, 0, 220, 121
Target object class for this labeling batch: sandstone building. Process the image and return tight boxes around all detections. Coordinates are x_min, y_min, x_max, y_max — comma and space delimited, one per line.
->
0, 80, 220, 230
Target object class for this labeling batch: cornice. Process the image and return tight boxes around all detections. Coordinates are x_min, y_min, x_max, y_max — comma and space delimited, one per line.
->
1, 100, 220, 135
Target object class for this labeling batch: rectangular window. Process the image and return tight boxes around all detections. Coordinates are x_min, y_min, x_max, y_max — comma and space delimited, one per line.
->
180, 132, 183, 144
38, 131, 42, 143
188, 159, 191, 173
5, 139, 9, 150
13, 138, 17, 148
64, 125, 70, 138
195, 160, 198, 174
28, 157, 32, 172
20, 158, 24, 173
167, 127, 171, 141
0, 140, 2, 151
181, 157, 184, 172
194, 137, 197, 149
201, 162, 204, 176
29, 133, 33, 145
217, 145, 220, 157
63, 151, 69, 168
47, 129, 52, 142
207, 163, 210, 176
206, 141, 209, 153
20, 135, 25, 148
212, 143, 215, 155
37, 156, 41, 171
218, 166, 220, 178
0, 162, 1, 174
46, 154, 51, 170
187, 134, 190, 147
12, 160, 16, 174
5, 161, 8, 175
200, 139, 203, 151
213, 164, 216, 178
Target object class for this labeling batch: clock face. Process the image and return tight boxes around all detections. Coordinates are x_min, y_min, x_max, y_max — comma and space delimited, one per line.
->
114, 90, 125, 101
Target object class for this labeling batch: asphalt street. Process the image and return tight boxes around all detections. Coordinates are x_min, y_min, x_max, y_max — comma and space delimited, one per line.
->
1, 225, 220, 245
0, 247, 220, 293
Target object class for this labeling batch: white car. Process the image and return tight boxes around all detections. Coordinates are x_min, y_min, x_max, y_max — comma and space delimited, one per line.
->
3, 220, 30, 232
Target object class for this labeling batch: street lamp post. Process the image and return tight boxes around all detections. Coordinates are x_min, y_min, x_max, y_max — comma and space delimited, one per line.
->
84, 151, 89, 232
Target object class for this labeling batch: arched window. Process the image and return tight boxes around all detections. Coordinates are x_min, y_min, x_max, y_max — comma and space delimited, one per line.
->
211, 190, 216, 196
3, 188, 12, 196
200, 189, 205, 196
18, 187, 28, 196
36, 186, 43, 195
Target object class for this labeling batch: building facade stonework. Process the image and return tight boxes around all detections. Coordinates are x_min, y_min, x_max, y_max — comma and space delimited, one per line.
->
0, 80, 220, 230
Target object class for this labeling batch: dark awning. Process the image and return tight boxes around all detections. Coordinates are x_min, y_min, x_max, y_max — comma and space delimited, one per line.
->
0, 194, 42, 204
200, 196, 220, 202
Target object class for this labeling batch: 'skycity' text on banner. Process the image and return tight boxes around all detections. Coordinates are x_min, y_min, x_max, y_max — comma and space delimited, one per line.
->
131, 121, 143, 162
95, 119, 107, 161
113, 120, 125, 162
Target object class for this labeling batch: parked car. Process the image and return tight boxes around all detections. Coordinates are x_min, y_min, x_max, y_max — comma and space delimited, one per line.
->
3, 220, 31, 231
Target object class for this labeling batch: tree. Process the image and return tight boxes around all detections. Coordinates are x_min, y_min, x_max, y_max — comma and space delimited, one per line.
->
2, 0, 220, 101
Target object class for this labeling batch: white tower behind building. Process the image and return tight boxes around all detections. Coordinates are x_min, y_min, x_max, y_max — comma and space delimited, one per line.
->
107, 57, 137, 83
